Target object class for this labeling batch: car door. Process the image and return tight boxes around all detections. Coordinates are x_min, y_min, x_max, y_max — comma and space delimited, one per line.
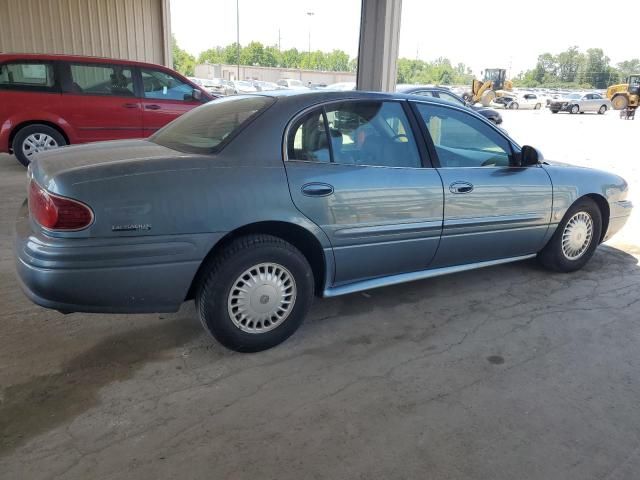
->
138, 67, 203, 136
57, 61, 143, 143
283, 100, 444, 285
412, 101, 552, 268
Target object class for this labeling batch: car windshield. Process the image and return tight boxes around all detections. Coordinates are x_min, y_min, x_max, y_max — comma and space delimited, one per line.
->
568, 93, 581, 99
150, 96, 274, 154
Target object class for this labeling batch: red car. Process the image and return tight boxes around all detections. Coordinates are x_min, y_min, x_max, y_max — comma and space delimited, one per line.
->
0, 53, 216, 166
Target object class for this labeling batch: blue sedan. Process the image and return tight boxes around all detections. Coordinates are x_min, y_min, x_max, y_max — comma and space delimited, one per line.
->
15, 91, 632, 351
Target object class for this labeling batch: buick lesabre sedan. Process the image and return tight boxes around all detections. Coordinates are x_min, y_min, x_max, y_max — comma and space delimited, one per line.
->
15, 91, 632, 352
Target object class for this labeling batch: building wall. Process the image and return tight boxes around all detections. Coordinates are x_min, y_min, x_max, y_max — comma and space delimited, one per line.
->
0, 0, 172, 67
195, 63, 356, 86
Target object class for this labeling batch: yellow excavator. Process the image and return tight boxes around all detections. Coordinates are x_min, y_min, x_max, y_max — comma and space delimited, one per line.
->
606, 74, 639, 119
465, 68, 513, 107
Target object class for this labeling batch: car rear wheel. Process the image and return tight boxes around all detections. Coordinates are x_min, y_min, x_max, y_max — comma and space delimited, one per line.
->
196, 234, 314, 352
598, 105, 607, 114
534, 103, 542, 110
12, 124, 67, 167
538, 198, 602, 273
570, 105, 579, 114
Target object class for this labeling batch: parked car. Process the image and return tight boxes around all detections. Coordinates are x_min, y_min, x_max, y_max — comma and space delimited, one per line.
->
276, 78, 309, 90
15, 91, 632, 352
549, 92, 611, 114
189, 77, 234, 96
397, 85, 503, 124
254, 80, 279, 92
0, 54, 216, 166
230, 80, 258, 94
325, 81, 356, 91
491, 93, 543, 110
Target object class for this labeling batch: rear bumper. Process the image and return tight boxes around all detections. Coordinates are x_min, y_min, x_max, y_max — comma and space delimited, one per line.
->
14, 202, 223, 313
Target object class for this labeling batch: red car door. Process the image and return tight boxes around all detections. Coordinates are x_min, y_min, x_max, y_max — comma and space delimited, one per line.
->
138, 67, 204, 136
58, 61, 143, 143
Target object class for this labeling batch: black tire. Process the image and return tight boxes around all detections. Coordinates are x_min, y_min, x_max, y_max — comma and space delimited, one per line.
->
551, 110, 559, 114
598, 105, 607, 115
12, 124, 66, 167
538, 198, 602, 273
196, 234, 314, 352
509, 102, 519, 110
534, 103, 541, 110
570, 105, 579, 114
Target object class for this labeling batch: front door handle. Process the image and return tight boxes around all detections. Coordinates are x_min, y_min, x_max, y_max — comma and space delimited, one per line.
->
145, 104, 161, 110
301, 182, 334, 197
449, 181, 474, 194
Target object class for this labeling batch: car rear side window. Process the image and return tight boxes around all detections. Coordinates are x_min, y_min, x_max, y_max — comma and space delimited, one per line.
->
324, 101, 421, 168
150, 95, 274, 154
69, 63, 134, 96
287, 110, 330, 163
0, 62, 55, 90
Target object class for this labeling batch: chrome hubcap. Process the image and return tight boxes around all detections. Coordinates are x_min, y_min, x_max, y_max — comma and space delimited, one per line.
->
228, 262, 296, 333
23, 133, 58, 158
561, 212, 593, 260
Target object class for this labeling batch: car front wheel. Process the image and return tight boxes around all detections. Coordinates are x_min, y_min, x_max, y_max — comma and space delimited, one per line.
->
12, 124, 67, 167
196, 234, 314, 352
570, 105, 580, 114
538, 198, 602, 273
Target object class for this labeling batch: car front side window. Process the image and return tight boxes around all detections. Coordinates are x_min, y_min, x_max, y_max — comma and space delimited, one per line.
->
415, 103, 512, 168
141, 68, 194, 101
436, 91, 465, 106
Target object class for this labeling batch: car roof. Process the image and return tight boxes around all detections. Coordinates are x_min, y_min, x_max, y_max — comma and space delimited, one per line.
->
0, 52, 177, 71
251, 89, 472, 110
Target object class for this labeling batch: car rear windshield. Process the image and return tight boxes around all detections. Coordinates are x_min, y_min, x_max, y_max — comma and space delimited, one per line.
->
150, 95, 274, 154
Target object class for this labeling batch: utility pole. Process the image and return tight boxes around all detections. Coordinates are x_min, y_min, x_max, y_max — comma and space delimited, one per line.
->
306, 11, 314, 69
236, 0, 240, 80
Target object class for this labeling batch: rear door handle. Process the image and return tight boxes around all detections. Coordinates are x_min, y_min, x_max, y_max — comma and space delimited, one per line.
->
145, 104, 161, 110
122, 103, 138, 109
449, 181, 474, 194
301, 182, 334, 197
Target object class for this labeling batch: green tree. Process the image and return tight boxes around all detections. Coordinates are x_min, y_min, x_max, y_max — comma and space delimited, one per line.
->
240, 41, 265, 66
556, 46, 584, 83
263, 45, 281, 67
221, 43, 241, 64
280, 48, 300, 68
325, 50, 350, 71
617, 59, 640, 81
197, 47, 223, 65
171, 35, 195, 76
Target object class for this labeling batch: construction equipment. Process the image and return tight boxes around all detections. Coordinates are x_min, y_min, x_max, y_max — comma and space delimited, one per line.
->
465, 68, 514, 107
607, 74, 639, 120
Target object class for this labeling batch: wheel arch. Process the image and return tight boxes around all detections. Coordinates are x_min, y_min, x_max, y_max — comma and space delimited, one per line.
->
583, 193, 610, 243
186, 220, 329, 300
9, 120, 70, 152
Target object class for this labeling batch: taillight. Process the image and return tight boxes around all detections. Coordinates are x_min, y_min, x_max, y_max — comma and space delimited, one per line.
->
28, 180, 93, 230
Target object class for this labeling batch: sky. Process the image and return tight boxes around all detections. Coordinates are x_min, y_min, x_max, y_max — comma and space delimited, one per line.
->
170, 0, 637, 77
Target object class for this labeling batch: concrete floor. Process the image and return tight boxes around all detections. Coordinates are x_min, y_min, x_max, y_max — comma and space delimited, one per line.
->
1, 110, 639, 479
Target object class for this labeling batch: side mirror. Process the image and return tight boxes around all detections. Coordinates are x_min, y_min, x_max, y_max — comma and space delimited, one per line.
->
192, 88, 202, 101
517, 145, 543, 167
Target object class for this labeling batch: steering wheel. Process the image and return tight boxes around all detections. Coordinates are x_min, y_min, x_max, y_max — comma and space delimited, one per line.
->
391, 133, 408, 142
